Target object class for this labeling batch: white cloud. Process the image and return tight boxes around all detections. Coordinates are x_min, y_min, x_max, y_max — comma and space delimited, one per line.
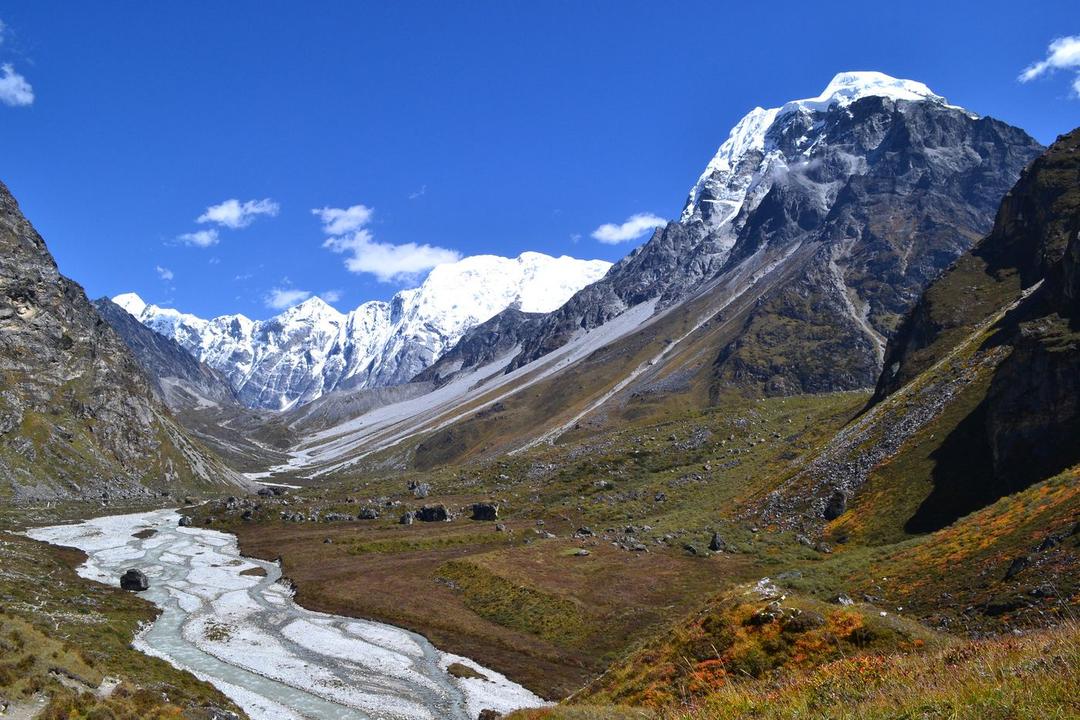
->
311, 204, 373, 235
265, 287, 312, 310
408, 185, 427, 200
316, 202, 461, 283
155, 265, 174, 281
590, 213, 667, 244
177, 228, 219, 247
198, 198, 279, 229
1020, 35, 1080, 96
321, 289, 343, 303
324, 231, 461, 283
0, 64, 33, 107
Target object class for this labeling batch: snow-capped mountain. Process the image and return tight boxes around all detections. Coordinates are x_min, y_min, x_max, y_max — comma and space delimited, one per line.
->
425, 71, 1043, 394
114, 252, 610, 410
681, 71, 963, 233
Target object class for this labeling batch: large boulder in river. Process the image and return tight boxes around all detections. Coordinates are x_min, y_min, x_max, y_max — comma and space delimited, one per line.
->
120, 569, 149, 591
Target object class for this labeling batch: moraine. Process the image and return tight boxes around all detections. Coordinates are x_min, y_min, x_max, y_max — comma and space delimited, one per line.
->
27, 509, 546, 720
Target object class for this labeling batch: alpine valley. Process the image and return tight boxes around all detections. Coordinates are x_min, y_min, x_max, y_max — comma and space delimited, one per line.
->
2, 69, 1078, 720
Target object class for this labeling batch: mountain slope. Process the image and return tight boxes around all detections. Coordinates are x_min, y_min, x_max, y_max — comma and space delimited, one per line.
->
117, 252, 610, 410
92, 297, 239, 412
751, 126, 1080, 546
0, 181, 247, 503
276, 71, 1044, 475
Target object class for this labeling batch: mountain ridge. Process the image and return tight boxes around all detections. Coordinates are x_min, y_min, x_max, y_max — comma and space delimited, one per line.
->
116, 251, 611, 410
0, 180, 247, 502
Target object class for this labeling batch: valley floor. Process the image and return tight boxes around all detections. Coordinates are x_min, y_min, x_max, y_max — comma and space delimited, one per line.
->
191, 389, 1079, 718
2, 389, 1077, 719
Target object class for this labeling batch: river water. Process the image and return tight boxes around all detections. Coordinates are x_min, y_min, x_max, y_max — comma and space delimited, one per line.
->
27, 509, 546, 720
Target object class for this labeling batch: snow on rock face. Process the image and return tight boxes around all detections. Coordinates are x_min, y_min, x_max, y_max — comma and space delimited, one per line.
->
117, 252, 610, 410
681, 71, 963, 228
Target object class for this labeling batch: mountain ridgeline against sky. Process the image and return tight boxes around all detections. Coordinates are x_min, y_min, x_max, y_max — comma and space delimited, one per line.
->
114, 253, 610, 410
106, 72, 1042, 424
428, 72, 1043, 395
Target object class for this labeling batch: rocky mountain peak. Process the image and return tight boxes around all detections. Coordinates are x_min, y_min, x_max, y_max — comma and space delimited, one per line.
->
431, 73, 1042, 397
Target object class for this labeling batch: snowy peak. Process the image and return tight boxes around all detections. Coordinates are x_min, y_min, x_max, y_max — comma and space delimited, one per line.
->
113, 292, 147, 317
682, 71, 968, 225
781, 71, 948, 114
116, 251, 611, 409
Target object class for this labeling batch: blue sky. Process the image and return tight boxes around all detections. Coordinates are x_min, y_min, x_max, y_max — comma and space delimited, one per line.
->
1, 2, 1077, 319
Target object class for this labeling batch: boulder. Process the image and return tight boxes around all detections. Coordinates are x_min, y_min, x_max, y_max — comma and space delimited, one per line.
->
478, 711, 502, 720
471, 503, 499, 521
358, 507, 380, 520
120, 569, 149, 592
782, 609, 826, 633
1004, 555, 1030, 580
708, 532, 726, 552
399, 511, 415, 525
178, 515, 192, 527
416, 505, 450, 522
823, 489, 847, 520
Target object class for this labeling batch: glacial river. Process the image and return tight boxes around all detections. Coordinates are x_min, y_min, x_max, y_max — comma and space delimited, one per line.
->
27, 509, 545, 720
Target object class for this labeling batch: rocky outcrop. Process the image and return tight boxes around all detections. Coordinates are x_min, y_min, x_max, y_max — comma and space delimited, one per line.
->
0, 180, 245, 502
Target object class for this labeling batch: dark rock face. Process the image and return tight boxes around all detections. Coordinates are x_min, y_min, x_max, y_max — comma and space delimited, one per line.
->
471, 503, 499, 521
93, 298, 239, 412
878, 128, 1080, 524
416, 505, 449, 522
414, 309, 544, 387
0, 180, 241, 502
120, 569, 149, 591
823, 490, 848, 520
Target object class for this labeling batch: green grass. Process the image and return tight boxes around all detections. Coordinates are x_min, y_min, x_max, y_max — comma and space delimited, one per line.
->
0, 528, 241, 718
345, 532, 514, 555
436, 559, 589, 647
